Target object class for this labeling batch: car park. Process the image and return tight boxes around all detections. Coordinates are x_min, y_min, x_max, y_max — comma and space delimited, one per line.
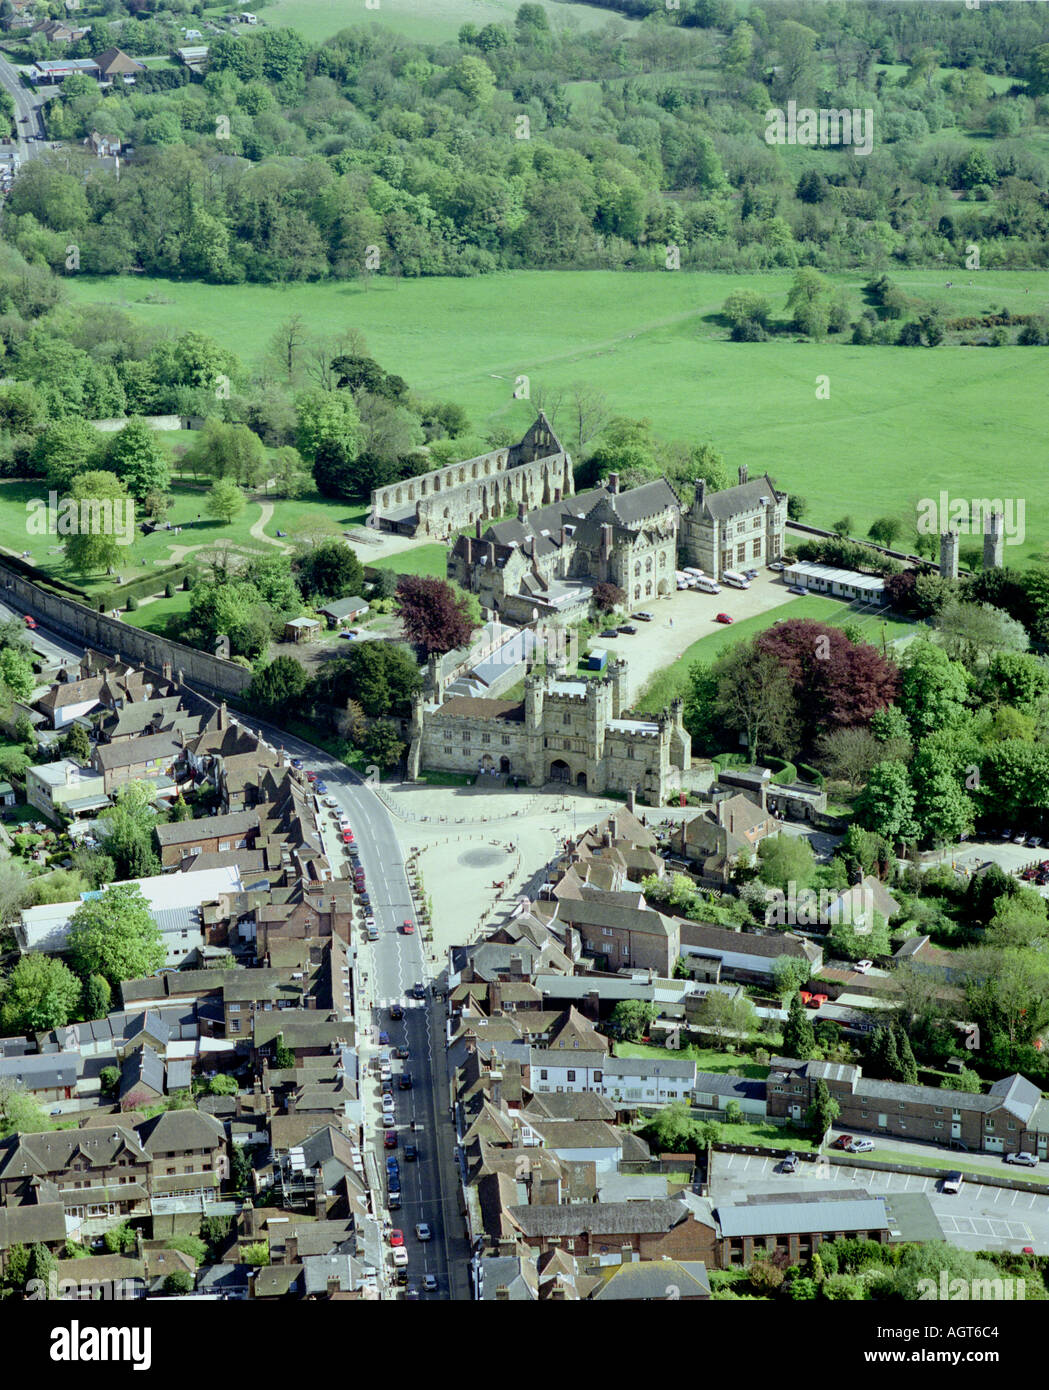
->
1005, 1152, 1039, 1167
714, 613, 733, 624
415, 1223, 431, 1242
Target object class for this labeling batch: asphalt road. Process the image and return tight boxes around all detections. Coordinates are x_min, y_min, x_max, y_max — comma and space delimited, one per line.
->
0, 52, 47, 164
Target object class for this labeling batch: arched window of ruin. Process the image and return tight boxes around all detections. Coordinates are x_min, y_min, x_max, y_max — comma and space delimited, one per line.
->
659, 552, 666, 567
407, 485, 415, 502
634, 586, 641, 600
634, 562, 641, 577
645, 556, 652, 572
395, 487, 403, 505
434, 476, 441, 492
458, 468, 466, 484
421, 479, 428, 496
646, 581, 652, 596
472, 462, 478, 479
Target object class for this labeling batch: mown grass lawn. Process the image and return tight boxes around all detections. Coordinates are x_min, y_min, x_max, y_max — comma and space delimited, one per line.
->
638, 594, 921, 712
235, 0, 639, 44
64, 268, 1049, 567
371, 545, 449, 579
616, 1041, 771, 1080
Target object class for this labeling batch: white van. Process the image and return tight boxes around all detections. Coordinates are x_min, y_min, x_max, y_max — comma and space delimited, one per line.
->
721, 571, 750, 590
694, 578, 721, 594
684, 566, 705, 579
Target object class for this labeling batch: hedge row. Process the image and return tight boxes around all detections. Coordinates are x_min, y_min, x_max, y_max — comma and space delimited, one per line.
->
94, 563, 198, 611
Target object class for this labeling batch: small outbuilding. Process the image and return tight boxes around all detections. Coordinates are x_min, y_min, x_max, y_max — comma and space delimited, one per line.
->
317, 596, 369, 629
283, 617, 320, 644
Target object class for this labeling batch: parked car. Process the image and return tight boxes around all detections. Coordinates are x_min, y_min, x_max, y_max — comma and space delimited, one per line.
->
1001, 828, 1013, 839
600, 629, 619, 639
781, 1153, 798, 1173
787, 585, 808, 596
743, 569, 759, 580
392, 1247, 409, 1268
323, 795, 339, 807
291, 758, 303, 769
415, 1223, 431, 1242
854, 960, 874, 973
632, 611, 654, 622
315, 781, 328, 794
806, 993, 828, 1009
847, 1138, 874, 1153
1005, 1152, 1039, 1167
381, 1113, 396, 1129
830, 1135, 854, 1150
23, 615, 36, 629
378, 1030, 390, 1046
389, 1229, 404, 1247
1029, 837, 1043, 848
714, 612, 733, 624
305, 771, 318, 783
1015, 831, 1029, 844
384, 1131, 397, 1150
942, 1172, 964, 1194
618, 624, 638, 635
385, 1156, 399, 1173
768, 561, 785, 572
388, 1191, 401, 1210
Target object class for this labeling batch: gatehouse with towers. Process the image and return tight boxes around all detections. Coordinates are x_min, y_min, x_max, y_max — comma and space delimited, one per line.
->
405, 658, 691, 805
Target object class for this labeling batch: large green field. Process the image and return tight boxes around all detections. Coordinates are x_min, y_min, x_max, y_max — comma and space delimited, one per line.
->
209, 0, 636, 45
64, 269, 1049, 565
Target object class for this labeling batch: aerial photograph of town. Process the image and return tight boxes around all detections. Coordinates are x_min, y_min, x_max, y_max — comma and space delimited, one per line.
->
0, 0, 1044, 1359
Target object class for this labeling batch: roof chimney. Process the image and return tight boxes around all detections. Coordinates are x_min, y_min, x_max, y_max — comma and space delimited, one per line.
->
609, 815, 618, 841
695, 478, 705, 508
738, 465, 748, 486
600, 524, 612, 562
475, 518, 482, 539
518, 501, 527, 521
626, 787, 636, 813
218, 701, 227, 730
607, 473, 619, 495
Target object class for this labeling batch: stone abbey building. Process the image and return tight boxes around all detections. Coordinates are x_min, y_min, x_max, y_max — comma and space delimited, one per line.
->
406, 659, 691, 806
449, 456, 788, 622
368, 413, 574, 541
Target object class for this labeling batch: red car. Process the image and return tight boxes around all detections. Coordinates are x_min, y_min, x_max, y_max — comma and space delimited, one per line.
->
799, 990, 812, 1005
305, 770, 318, 783
23, 615, 36, 629
389, 1229, 404, 1247
714, 612, 733, 624
831, 1134, 854, 1150
402, 919, 414, 935
807, 993, 828, 1009
342, 831, 355, 844
384, 1131, 398, 1149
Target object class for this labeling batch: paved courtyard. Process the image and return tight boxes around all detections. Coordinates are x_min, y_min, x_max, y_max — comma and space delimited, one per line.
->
595, 574, 800, 704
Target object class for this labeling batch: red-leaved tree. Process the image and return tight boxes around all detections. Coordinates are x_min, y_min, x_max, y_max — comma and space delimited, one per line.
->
396, 576, 476, 656
755, 619, 899, 750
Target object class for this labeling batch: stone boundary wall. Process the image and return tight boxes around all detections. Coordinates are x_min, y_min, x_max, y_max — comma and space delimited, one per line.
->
0, 563, 251, 700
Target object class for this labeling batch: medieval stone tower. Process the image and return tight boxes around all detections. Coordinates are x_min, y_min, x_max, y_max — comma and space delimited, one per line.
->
983, 511, 1004, 570
939, 530, 959, 580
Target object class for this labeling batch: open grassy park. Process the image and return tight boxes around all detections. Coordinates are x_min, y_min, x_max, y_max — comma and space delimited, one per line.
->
211, 0, 639, 45
64, 269, 1049, 566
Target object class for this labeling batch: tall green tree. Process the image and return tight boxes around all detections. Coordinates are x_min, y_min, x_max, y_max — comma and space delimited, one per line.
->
782, 992, 817, 1060
104, 417, 170, 504
1, 954, 82, 1033
67, 882, 165, 987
